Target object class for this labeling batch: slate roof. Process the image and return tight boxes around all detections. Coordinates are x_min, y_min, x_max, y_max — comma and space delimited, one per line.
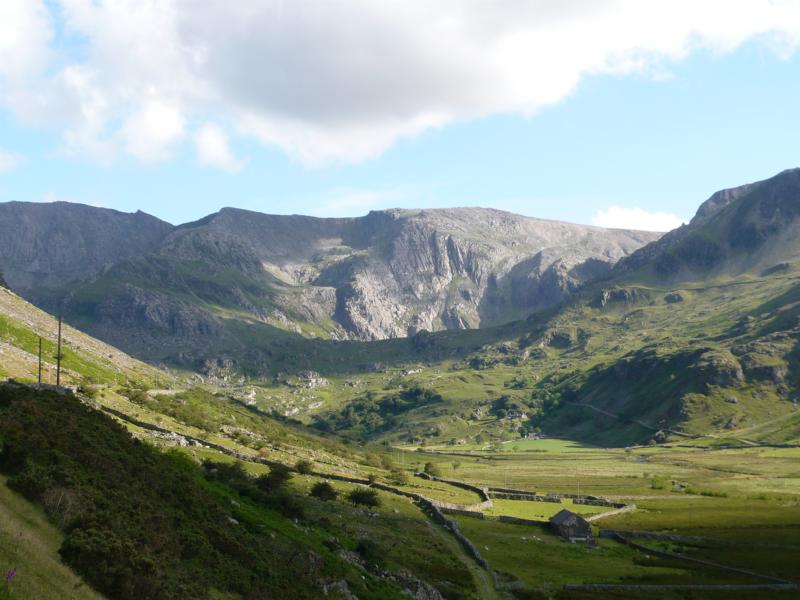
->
549, 509, 579, 525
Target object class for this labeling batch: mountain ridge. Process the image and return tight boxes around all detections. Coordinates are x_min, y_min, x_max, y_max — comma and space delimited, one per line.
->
616, 168, 800, 281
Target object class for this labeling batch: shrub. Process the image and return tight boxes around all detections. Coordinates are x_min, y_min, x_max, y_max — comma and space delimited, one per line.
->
295, 459, 314, 474
347, 488, 380, 508
256, 464, 292, 492
310, 481, 338, 501
78, 385, 97, 400
356, 538, 386, 570
423, 462, 441, 477
390, 469, 408, 485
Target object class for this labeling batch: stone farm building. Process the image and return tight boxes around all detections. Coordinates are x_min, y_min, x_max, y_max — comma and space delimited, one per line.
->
549, 509, 593, 543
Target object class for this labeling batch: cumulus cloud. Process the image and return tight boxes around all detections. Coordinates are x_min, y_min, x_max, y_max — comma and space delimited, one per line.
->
194, 123, 244, 173
0, 148, 23, 172
121, 101, 185, 163
1, 0, 800, 165
592, 206, 686, 232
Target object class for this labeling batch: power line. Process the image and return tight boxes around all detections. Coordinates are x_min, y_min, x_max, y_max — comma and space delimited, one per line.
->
37, 336, 43, 385
56, 314, 62, 387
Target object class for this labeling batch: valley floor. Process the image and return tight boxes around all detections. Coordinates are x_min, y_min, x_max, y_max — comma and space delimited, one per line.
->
97, 384, 800, 598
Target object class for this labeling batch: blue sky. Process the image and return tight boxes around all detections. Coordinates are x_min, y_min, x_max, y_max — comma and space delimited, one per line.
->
0, 2, 799, 229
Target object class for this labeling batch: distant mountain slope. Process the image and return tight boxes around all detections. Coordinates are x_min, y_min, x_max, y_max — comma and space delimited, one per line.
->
0, 202, 657, 367
0, 201, 173, 290
617, 168, 800, 281
166, 206, 658, 339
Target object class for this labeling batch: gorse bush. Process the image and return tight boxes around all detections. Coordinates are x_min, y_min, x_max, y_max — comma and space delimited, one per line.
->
310, 481, 338, 501
423, 462, 442, 477
347, 488, 381, 508
295, 459, 314, 474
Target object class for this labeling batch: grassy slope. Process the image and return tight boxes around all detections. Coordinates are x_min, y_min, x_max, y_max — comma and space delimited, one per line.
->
0, 475, 104, 600
0, 286, 166, 387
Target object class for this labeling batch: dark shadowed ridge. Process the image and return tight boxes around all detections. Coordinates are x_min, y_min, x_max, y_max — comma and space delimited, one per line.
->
616, 168, 800, 281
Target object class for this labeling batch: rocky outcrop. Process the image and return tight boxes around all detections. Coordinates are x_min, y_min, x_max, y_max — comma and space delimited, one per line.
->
594, 287, 651, 309
691, 350, 744, 388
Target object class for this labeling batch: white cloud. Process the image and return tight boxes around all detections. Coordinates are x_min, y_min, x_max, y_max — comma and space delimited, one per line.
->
0, 148, 23, 172
592, 206, 686, 232
1, 1, 800, 165
194, 123, 244, 173
0, 0, 51, 84
121, 101, 185, 163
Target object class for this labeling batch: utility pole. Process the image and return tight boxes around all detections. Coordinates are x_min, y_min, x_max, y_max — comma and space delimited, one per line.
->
56, 314, 62, 387
37, 337, 42, 385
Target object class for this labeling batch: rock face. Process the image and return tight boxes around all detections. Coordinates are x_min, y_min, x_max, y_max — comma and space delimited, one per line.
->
617, 168, 800, 281
0, 202, 659, 350
0, 201, 173, 290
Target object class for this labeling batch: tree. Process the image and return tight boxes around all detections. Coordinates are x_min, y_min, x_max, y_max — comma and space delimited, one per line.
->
347, 488, 381, 508
295, 459, 314, 474
256, 464, 292, 492
309, 481, 338, 501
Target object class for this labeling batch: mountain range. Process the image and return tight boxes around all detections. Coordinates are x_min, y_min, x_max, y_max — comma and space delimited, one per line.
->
0, 200, 657, 363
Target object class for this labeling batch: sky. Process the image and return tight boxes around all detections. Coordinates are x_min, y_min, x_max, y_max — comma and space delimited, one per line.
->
0, 2, 799, 230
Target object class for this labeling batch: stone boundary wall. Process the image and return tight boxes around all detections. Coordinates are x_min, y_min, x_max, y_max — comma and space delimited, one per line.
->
606, 532, 794, 584
415, 472, 491, 502
489, 491, 561, 503
430, 498, 493, 512
439, 507, 486, 519
599, 530, 709, 544
495, 515, 547, 526
487, 486, 537, 495
574, 498, 627, 509
585, 504, 636, 522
